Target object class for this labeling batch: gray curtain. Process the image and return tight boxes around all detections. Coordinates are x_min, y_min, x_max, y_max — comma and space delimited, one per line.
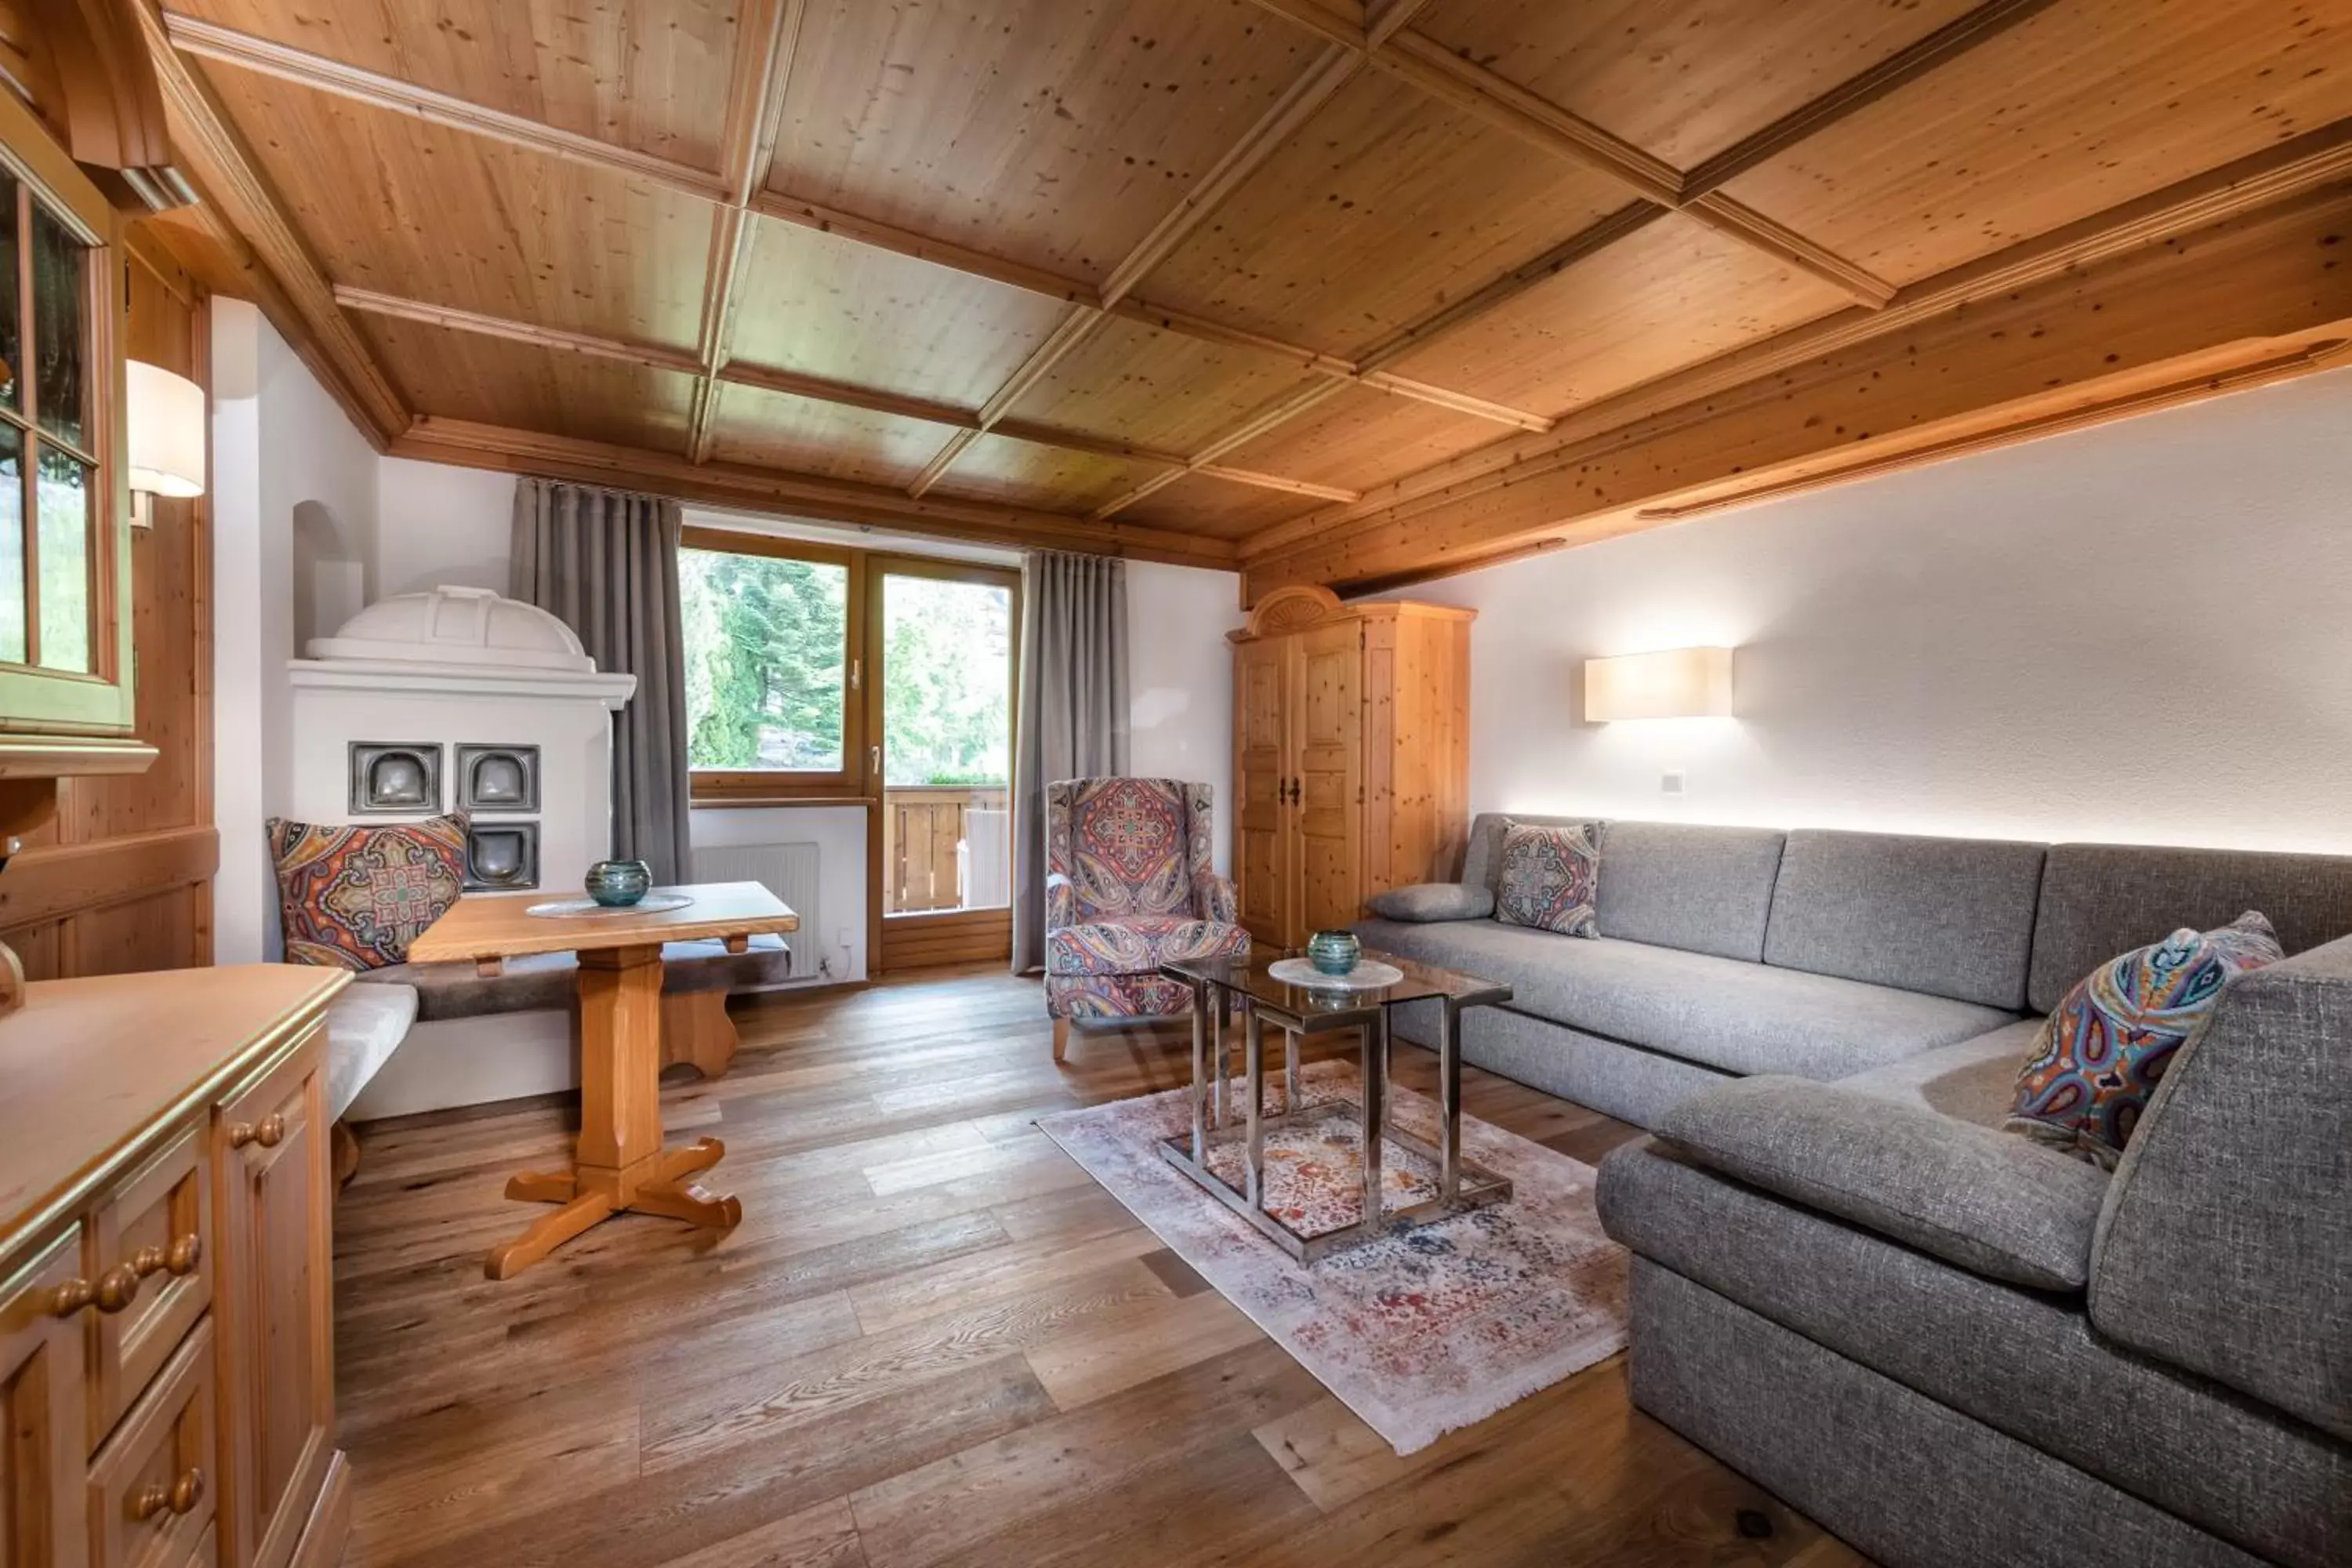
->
1011, 550, 1131, 973
510, 478, 694, 884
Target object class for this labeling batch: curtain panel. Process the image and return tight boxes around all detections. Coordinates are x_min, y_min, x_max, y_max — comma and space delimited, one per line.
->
1011, 550, 1131, 973
509, 477, 695, 884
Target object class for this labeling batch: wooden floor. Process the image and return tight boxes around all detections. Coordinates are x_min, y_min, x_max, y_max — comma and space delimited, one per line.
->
334, 967, 1868, 1568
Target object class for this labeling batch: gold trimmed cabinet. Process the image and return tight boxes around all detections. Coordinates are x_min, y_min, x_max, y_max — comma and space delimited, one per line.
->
0, 964, 351, 1568
1229, 586, 1474, 952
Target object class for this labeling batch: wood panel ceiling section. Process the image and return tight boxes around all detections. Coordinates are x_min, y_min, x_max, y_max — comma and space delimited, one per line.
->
129, 0, 2352, 581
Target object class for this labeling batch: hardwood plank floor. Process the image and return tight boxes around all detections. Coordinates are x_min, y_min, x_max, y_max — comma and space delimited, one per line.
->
335, 966, 1869, 1568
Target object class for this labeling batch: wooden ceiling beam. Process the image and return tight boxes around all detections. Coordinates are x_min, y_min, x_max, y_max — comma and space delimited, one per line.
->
906, 41, 1367, 499
132, 4, 408, 443
390, 419, 1243, 572
1243, 175, 2352, 599
1242, 118, 2352, 565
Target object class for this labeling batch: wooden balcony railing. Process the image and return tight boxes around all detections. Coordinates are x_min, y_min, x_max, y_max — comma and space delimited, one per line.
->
883, 786, 1010, 915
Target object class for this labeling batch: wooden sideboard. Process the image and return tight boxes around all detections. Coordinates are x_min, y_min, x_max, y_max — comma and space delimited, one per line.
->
0, 965, 350, 1568
1230, 585, 1475, 950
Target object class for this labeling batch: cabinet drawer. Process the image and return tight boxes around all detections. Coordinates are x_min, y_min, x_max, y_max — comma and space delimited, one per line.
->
86, 1318, 216, 1568
85, 1123, 214, 1448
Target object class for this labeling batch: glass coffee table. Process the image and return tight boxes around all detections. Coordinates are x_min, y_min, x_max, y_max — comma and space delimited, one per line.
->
1157, 949, 1513, 1264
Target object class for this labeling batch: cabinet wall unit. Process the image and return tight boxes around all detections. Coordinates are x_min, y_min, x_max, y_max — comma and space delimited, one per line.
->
0, 965, 351, 1568
1229, 586, 1474, 951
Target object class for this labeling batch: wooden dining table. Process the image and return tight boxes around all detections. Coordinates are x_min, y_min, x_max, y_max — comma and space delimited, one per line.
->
407, 880, 800, 1279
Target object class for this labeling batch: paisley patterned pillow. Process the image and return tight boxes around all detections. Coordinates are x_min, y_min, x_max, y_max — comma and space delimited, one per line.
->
1494, 820, 1602, 938
268, 813, 470, 971
2005, 910, 2281, 1167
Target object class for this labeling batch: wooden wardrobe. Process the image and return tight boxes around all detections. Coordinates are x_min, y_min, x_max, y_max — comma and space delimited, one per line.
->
1229, 586, 1474, 951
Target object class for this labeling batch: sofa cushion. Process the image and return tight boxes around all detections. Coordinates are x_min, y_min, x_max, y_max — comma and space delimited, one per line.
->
1763, 829, 2045, 1009
268, 812, 470, 971
358, 932, 793, 1022
1653, 1076, 2110, 1290
1364, 882, 1494, 922
1358, 918, 2014, 1080
2029, 842, 2352, 1013
1601, 1141, 2349, 1568
324, 982, 417, 1121
1838, 1018, 2044, 1128
1391, 996, 1734, 1130
1594, 821, 1785, 962
2008, 912, 2281, 1167
1494, 820, 1601, 936
1045, 915, 1247, 977
1461, 811, 1592, 895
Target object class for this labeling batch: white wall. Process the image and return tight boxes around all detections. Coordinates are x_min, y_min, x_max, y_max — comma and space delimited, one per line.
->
210, 302, 383, 962
1127, 561, 1244, 873
1383, 365, 2352, 855
376, 457, 517, 597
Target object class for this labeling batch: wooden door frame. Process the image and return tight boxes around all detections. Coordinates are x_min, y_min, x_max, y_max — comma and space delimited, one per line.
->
861, 554, 1022, 975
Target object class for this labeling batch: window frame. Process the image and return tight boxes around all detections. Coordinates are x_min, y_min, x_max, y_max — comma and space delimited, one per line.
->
681, 524, 870, 804
0, 83, 130, 732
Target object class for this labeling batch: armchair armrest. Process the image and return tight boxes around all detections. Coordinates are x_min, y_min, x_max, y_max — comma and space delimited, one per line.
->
1653, 1076, 2111, 1290
1192, 871, 1240, 927
1046, 873, 1076, 931
1364, 882, 1495, 923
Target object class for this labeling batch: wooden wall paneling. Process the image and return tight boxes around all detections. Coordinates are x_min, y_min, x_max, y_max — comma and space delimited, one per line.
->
770, 0, 1330, 282
194, 62, 712, 349
1247, 181, 2352, 596
390, 419, 1242, 572
352, 318, 700, 456
167, 0, 745, 170
1383, 212, 1854, 416
1142, 70, 1628, 351
702, 381, 965, 486
1719, 0, 2352, 289
1410, 0, 1990, 170
1241, 121, 2352, 570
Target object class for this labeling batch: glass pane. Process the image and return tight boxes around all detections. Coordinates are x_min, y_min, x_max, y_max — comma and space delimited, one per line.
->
31, 198, 86, 452
881, 574, 1013, 913
34, 445, 89, 671
0, 425, 21, 663
679, 546, 848, 771
0, 172, 18, 412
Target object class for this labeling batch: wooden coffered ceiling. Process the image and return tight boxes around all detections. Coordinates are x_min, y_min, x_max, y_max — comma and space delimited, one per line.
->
125, 0, 2352, 597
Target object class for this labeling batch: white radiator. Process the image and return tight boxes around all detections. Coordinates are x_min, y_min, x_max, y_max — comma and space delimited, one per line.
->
689, 841, 823, 979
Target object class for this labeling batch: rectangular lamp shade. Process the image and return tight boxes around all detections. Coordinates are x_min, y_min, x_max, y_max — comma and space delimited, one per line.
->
1584, 647, 1735, 721
126, 360, 208, 499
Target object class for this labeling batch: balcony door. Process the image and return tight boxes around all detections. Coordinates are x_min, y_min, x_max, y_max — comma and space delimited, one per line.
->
866, 556, 1019, 972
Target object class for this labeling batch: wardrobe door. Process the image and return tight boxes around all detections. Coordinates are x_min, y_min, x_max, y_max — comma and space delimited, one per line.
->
1291, 621, 1363, 942
1232, 635, 1291, 949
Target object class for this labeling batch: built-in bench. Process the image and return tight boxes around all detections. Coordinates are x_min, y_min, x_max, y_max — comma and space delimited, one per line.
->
321, 934, 793, 1178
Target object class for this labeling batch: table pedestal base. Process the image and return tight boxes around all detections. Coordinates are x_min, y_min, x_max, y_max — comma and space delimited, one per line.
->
486, 1137, 742, 1279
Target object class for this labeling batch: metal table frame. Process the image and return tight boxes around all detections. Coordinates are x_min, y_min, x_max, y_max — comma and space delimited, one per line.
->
1157, 956, 1513, 1265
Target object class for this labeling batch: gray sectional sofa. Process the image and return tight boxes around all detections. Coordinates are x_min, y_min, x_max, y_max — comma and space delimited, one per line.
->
1356, 815, 2352, 1568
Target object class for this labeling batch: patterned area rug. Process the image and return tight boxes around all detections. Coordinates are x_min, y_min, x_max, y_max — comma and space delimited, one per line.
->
1036, 1060, 1628, 1454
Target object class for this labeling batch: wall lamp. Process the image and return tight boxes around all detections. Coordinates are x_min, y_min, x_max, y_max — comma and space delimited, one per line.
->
125, 361, 207, 529
1584, 647, 1736, 722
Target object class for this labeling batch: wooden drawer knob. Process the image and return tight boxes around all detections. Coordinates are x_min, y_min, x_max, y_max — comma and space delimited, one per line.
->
129, 1467, 205, 1522
227, 1113, 285, 1149
129, 1234, 202, 1279
93, 1262, 143, 1313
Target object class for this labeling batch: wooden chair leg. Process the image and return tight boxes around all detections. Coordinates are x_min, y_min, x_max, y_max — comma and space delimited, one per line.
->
1051, 1016, 1070, 1062
329, 1120, 361, 1188
660, 989, 739, 1080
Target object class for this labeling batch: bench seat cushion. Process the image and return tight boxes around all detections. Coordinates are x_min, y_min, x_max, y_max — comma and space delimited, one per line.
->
355, 932, 792, 1022
1357, 918, 2014, 1080
325, 981, 419, 1120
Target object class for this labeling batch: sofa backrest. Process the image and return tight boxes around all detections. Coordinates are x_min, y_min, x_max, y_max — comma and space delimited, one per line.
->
2088, 933, 2352, 1443
1593, 821, 1787, 962
2029, 842, 2352, 1012
1762, 829, 2046, 1010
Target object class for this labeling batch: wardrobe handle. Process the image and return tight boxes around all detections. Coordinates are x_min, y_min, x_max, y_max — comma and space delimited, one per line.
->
228, 1113, 285, 1150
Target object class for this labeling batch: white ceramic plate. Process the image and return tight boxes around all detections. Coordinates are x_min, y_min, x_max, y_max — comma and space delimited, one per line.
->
524, 892, 695, 918
1265, 956, 1406, 990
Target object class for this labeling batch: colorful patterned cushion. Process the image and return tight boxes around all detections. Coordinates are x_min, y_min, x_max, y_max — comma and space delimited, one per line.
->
1046, 915, 1250, 977
269, 814, 469, 971
2005, 911, 2281, 1167
1051, 777, 1203, 919
1494, 819, 1603, 938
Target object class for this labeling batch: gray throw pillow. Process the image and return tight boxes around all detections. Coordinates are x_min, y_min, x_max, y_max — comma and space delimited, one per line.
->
1364, 883, 1495, 923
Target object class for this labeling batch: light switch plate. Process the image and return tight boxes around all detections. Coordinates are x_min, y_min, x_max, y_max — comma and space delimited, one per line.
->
1661, 771, 1687, 795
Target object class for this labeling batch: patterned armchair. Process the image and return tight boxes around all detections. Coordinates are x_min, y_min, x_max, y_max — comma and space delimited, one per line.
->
1045, 777, 1248, 1059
